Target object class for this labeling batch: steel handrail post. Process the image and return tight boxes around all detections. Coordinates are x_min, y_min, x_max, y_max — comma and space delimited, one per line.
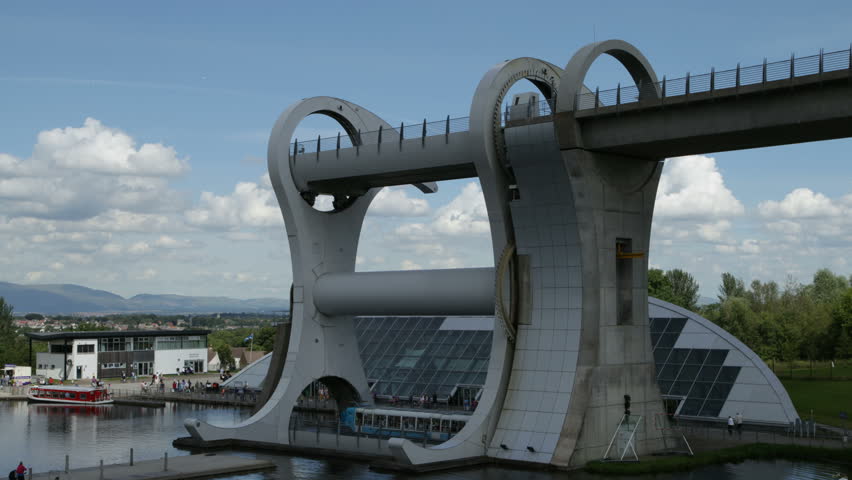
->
710, 68, 715, 94
616, 83, 621, 113
735, 63, 741, 96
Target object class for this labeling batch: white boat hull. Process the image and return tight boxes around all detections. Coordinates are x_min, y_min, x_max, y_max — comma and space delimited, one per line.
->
27, 394, 113, 405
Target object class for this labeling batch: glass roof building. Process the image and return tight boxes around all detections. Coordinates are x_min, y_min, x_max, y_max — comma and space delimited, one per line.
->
354, 316, 492, 401
236, 298, 797, 425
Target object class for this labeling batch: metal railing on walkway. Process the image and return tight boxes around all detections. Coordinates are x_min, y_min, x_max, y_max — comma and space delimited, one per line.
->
109, 386, 258, 406
575, 46, 852, 111
289, 46, 851, 156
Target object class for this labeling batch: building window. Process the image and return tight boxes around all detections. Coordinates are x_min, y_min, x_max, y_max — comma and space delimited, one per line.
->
156, 337, 181, 350
182, 336, 207, 349
76, 344, 94, 354
101, 363, 126, 369
133, 337, 153, 351
50, 344, 72, 354
99, 338, 127, 352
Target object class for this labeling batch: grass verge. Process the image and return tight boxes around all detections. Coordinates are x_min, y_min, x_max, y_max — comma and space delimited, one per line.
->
781, 379, 852, 429
584, 443, 852, 475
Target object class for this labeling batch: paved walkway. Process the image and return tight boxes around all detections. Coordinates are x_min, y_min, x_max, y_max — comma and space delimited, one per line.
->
30, 454, 273, 480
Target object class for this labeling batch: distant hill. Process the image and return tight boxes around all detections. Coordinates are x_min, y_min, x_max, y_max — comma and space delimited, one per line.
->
0, 281, 288, 315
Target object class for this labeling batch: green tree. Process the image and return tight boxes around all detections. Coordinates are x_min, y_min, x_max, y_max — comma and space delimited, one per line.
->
648, 269, 675, 304
665, 269, 700, 311
811, 268, 849, 305
718, 272, 745, 302
216, 344, 235, 370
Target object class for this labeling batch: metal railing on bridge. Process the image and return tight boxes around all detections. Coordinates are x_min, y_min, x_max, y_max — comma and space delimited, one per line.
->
575, 46, 852, 111
291, 116, 470, 157
289, 46, 851, 156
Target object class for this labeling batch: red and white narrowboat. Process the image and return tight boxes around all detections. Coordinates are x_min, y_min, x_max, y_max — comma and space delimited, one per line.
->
27, 385, 113, 405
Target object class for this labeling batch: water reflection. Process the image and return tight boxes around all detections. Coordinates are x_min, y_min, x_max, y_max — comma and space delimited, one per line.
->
2, 402, 848, 480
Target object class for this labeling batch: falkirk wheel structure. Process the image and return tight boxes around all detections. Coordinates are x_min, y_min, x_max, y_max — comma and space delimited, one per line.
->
185, 39, 852, 467
187, 38, 665, 467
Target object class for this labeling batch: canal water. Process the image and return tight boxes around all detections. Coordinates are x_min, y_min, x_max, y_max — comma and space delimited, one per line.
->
1, 401, 848, 480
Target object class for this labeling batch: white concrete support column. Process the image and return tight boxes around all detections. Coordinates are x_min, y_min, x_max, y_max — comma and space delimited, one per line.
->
550, 39, 668, 467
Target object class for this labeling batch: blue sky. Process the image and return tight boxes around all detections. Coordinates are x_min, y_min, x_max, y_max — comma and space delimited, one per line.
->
1, 1, 851, 300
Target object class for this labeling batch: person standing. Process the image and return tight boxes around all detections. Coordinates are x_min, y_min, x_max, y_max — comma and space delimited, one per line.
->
15, 462, 26, 480
735, 412, 743, 436
727, 416, 734, 436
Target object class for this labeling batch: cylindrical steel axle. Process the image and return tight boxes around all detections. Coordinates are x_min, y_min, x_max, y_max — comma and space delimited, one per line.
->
313, 267, 495, 316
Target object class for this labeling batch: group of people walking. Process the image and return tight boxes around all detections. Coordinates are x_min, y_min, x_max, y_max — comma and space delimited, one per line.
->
727, 412, 744, 435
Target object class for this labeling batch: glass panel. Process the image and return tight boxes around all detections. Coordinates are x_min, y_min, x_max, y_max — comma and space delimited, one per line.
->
649, 318, 669, 333
708, 382, 734, 400
705, 350, 728, 365
685, 349, 709, 365
653, 348, 672, 365
697, 365, 721, 382
667, 349, 690, 365
655, 333, 678, 349
664, 318, 687, 334
699, 399, 725, 417
676, 365, 701, 382
716, 366, 741, 383
658, 364, 682, 381
669, 380, 694, 396
687, 381, 712, 400
679, 398, 704, 416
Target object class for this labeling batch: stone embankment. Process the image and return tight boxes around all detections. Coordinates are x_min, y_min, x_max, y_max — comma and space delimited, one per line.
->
29, 453, 274, 480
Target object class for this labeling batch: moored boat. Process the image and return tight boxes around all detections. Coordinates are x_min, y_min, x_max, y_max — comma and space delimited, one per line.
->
27, 385, 113, 405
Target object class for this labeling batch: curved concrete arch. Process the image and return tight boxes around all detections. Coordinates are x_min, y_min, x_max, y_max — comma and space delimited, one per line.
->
648, 297, 798, 423
469, 58, 564, 249
387, 58, 566, 466
185, 97, 392, 445
556, 39, 660, 112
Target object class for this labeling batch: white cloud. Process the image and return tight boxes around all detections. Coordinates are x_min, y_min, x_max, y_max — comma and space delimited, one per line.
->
0, 119, 187, 220
186, 176, 281, 229
758, 188, 843, 218
154, 235, 192, 249
32, 118, 188, 176
400, 260, 422, 270
223, 232, 262, 242
765, 220, 802, 235
136, 268, 157, 280
368, 187, 430, 217
432, 182, 490, 236
127, 241, 151, 255
656, 155, 744, 219
696, 220, 731, 243
101, 243, 123, 255
24, 271, 49, 283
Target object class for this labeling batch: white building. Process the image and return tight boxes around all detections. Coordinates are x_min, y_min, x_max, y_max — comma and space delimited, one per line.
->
26, 330, 211, 381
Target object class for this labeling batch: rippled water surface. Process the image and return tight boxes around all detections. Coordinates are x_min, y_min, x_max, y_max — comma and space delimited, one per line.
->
1, 402, 847, 479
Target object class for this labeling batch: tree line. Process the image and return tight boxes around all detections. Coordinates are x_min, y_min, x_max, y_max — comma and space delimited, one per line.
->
651, 267, 852, 363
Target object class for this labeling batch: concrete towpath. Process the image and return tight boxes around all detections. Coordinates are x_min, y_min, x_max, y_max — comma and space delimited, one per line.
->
30, 454, 274, 480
